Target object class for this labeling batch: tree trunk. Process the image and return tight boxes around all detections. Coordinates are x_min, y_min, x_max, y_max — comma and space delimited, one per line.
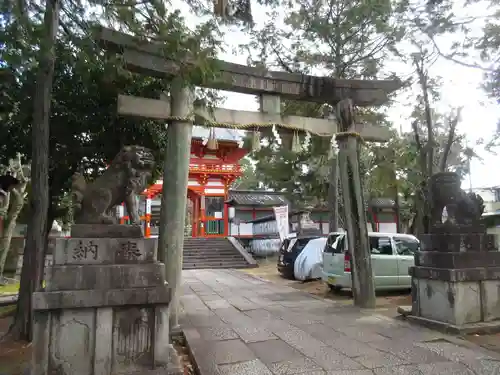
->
10, 0, 60, 342
0, 187, 27, 277
415, 58, 434, 176
439, 108, 461, 172
0, 192, 11, 262
327, 21, 343, 234
410, 114, 429, 236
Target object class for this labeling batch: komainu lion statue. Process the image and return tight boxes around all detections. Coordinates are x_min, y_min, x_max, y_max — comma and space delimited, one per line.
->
72, 145, 156, 225
429, 172, 485, 227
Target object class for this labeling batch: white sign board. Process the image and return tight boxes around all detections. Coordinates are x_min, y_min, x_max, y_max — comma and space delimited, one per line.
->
378, 222, 397, 233
116, 205, 124, 218
273, 205, 289, 242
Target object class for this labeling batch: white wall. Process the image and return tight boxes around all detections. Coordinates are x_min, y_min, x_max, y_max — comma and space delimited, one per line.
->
250, 238, 281, 256
475, 189, 496, 203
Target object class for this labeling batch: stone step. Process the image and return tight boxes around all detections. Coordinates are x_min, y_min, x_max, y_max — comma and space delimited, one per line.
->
183, 251, 244, 256
182, 259, 247, 266
183, 244, 235, 248
184, 246, 235, 252
184, 239, 231, 241
184, 243, 233, 247
184, 238, 230, 245
183, 248, 236, 252
183, 254, 245, 260
182, 262, 251, 270
181, 237, 253, 270
182, 258, 246, 264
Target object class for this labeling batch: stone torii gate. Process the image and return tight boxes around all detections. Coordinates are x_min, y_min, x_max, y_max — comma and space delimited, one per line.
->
96, 27, 402, 322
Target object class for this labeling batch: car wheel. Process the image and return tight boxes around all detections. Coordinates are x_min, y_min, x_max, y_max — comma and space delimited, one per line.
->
329, 285, 342, 293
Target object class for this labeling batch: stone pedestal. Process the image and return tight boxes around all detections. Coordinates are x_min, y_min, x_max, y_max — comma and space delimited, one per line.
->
409, 224, 500, 333
32, 224, 181, 375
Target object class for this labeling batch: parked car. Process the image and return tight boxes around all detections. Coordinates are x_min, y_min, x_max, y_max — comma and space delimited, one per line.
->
321, 232, 419, 292
294, 237, 328, 281
277, 235, 322, 279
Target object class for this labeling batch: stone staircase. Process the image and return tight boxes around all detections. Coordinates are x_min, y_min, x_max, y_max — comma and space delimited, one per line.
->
182, 237, 256, 270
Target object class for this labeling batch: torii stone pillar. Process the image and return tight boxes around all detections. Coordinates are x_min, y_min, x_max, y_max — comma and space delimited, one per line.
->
336, 98, 376, 308
157, 78, 194, 331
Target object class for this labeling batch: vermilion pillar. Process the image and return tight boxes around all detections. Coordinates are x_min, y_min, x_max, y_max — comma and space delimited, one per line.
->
118, 203, 125, 224
200, 194, 206, 237
145, 196, 152, 237
223, 202, 229, 236
191, 195, 200, 237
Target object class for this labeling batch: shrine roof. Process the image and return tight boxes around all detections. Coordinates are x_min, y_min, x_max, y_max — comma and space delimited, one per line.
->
247, 209, 308, 224
192, 126, 243, 142
369, 198, 397, 209
226, 190, 289, 207
304, 197, 397, 210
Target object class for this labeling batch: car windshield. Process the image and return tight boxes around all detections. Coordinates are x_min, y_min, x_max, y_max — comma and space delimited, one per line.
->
393, 236, 420, 255
293, 238, 316, 252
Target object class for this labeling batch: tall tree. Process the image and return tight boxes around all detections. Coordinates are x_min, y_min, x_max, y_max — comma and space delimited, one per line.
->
232, 158, 261, 190
2, 0, 225, 340
401, 49, 471, 234
383, 0, 492, 234
245, 0, 402, 229
11, 0, 61, 342
476, 2, 500, 150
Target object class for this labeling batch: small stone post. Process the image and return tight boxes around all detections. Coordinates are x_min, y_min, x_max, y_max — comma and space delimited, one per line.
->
158, 78, 194, 331
335, 98, 376, 308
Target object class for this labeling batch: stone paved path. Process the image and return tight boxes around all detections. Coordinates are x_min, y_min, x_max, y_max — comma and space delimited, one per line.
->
180, 269, 500, 375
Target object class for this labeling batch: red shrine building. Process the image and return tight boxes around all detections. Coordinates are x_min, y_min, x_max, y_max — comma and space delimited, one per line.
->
116, 128, 400, 238
119, 127, 247, 237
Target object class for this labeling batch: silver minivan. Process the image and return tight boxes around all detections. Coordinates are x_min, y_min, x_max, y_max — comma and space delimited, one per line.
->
321, 232, 419, 292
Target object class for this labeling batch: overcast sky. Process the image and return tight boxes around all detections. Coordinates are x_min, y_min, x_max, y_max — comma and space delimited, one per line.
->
174, 0, 500, 190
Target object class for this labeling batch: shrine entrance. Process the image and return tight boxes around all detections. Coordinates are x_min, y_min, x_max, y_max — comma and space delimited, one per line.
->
188, 194, 226, 236
131, 128, 245, 238
204, 196, 225, 236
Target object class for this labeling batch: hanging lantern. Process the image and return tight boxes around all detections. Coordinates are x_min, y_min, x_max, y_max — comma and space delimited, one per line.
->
251, 130, 261, 152
291, 131, 302, 153
206, 127, 218, 150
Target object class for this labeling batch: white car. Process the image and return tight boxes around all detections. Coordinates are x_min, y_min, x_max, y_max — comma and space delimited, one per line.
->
321, 232, 419, 292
